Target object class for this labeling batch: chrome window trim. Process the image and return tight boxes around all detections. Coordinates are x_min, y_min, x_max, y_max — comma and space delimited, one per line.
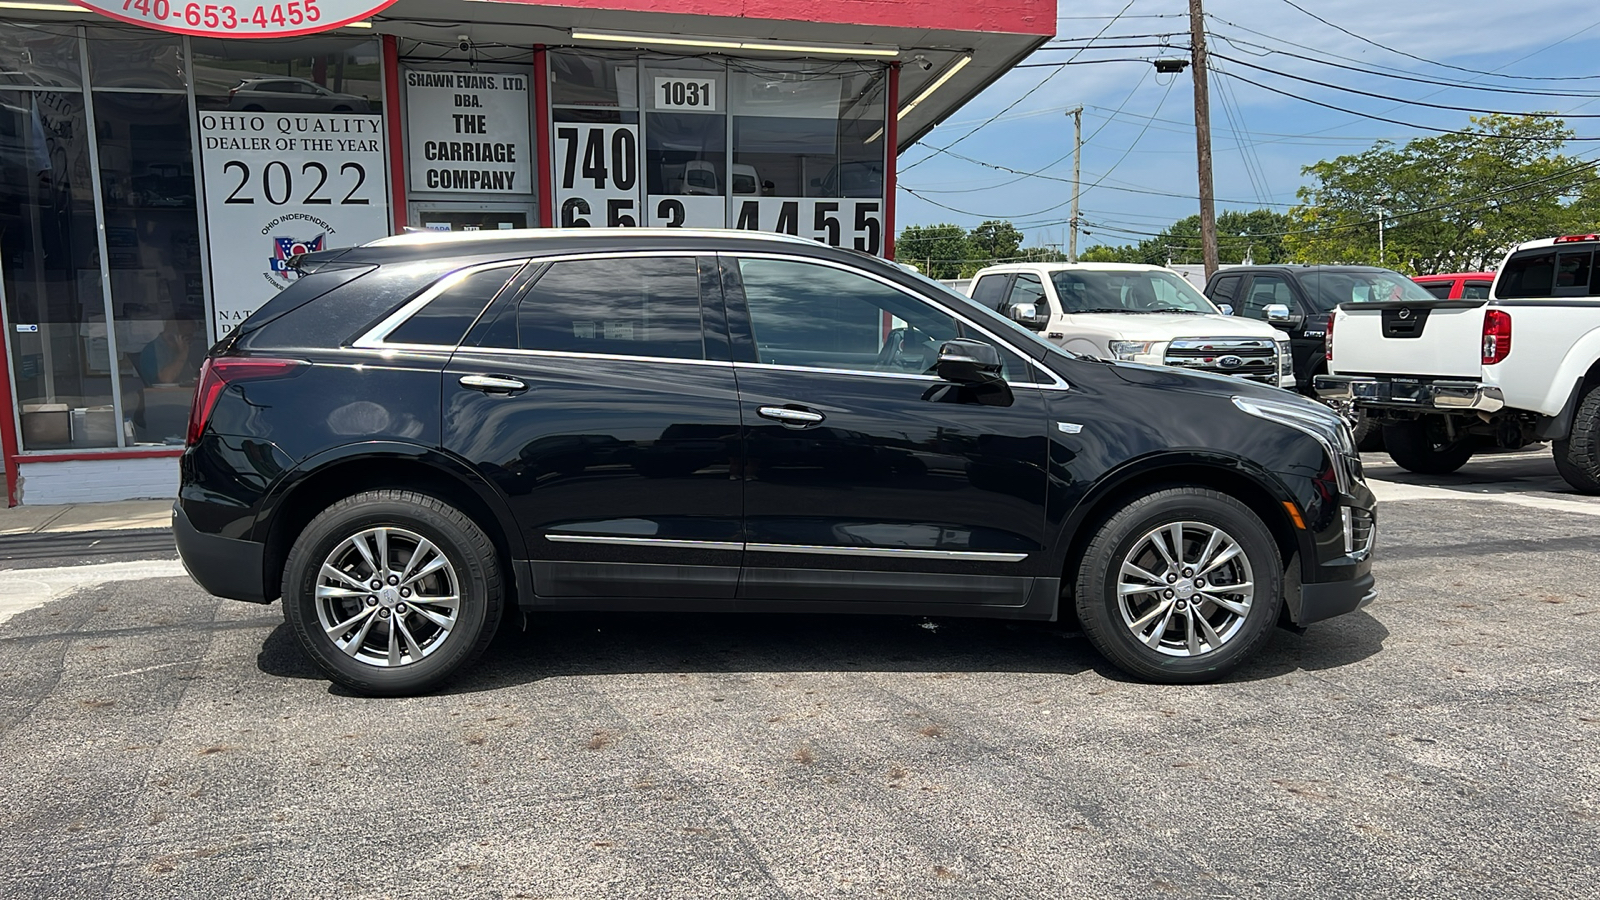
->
546, 535, 742, 551
726, 252, 1070, 390
746, 543, 1028, 562
352, 259, 531, 350
388, 345, 735, 367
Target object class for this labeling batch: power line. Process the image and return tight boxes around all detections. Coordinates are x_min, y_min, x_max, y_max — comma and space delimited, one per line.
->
902, 0, 1141, 173
1211, 33, 1600, 99
1216, 69, 1600, 141
1273, 0, 1600, 83
1211, 51, 1600, 119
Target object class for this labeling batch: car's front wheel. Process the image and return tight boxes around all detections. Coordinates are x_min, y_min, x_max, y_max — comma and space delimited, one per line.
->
282, 490, 503, 696
1074, 487, 1282, 683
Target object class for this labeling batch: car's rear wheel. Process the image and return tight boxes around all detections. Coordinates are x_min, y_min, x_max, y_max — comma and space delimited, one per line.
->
1554, 382, 1600, 494
1074, 487, 1281, 683
282, 490, 502, 696
1383, 417, 1473, 475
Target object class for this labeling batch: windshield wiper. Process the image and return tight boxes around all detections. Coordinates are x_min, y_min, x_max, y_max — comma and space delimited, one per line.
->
1074, 307, 1137, 314
1143, 307, 1205, 314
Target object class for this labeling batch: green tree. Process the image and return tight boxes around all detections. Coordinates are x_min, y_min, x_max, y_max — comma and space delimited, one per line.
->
896, 223, 971, 279
1080, 209, 1290, 266
968, 220, 1024, 264
1284, 115, 1597, 273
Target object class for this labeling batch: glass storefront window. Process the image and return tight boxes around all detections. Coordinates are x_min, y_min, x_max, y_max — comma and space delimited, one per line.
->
550, 54, 637, 109
730, 63, 885, 199
86, 27, 186, 91
643, 64, 726, 199
0, 25, 81, 89
93, 91, 205, 446
0, 89, 117, 450
190, 36, 382, 113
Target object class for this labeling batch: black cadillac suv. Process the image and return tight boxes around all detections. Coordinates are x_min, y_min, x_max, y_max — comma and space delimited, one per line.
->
175, 228, 1376, 695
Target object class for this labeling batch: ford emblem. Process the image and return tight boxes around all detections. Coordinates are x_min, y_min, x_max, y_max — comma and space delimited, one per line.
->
1218, 355, 1244, 369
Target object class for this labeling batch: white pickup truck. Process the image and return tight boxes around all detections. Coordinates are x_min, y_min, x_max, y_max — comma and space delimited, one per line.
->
1317, 234, 1600, 492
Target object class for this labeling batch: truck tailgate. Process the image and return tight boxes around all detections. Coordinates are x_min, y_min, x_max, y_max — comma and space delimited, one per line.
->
1331, 300, 1486, 377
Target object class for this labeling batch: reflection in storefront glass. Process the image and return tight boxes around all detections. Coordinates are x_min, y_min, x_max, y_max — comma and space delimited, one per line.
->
190, 36, 382, 112
86, 27, 186, 91
550, 54, 638, 109
731, 63, 885, 199
93, 92, 206, 446
0, 89, 117, 450
0, 25, 81, 89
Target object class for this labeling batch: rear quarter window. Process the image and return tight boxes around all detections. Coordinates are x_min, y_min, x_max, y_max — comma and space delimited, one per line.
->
235, 259, 462, 351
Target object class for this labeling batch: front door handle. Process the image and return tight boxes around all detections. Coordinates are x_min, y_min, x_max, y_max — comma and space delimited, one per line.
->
459, 374, 527, 393
758, 405, 824, 427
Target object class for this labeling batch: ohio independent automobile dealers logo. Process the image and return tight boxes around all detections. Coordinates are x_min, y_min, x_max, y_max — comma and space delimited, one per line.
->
262, 214, 335, 289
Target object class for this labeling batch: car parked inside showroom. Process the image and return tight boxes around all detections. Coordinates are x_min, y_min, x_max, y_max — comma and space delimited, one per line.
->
175, 229, 1376, 695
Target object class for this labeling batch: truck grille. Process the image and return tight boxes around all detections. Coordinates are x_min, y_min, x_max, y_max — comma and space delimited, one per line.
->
1165, 338, 1279, 384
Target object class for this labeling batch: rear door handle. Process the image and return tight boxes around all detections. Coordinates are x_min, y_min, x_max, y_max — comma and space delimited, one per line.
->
758, 405, 824, 426
459, 374, 527, 393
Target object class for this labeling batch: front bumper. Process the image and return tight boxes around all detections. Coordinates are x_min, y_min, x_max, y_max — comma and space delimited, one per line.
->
1299, 569, 1377, 626
173, 502, 268, 604
1315, 375, 1504, 413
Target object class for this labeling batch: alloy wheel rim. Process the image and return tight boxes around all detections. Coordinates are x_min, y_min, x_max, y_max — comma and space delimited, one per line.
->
314, 526, 460, 668
1116, 520, 1255, 658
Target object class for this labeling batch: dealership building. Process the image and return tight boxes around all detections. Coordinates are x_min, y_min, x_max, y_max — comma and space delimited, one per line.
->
0, 0, 1051, 504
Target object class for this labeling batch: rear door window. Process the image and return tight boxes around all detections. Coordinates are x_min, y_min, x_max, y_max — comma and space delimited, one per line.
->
1556, 250, 1593, 296
1498, 250, 1556, 298
387, 263, 525, 347
1462, 281, 1492, 300
510, 256, 706, 360
1419, 281, 1453, 299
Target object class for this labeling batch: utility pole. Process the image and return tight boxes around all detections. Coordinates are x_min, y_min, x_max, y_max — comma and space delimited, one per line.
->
1187, 0, 1218, 279
1377, 193, 1391, 266
1067, 106, 1083, 262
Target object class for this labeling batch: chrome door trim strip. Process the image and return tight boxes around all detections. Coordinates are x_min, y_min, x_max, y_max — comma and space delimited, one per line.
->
545, 535, 743, 551
542, 535, 1028, 562
745, 543, 1028, 562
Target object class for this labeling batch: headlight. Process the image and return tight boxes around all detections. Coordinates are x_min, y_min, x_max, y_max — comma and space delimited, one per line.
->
1232, 394, 1361, 492
1109, 340, 1155, 361
1277, 342, 1294, 379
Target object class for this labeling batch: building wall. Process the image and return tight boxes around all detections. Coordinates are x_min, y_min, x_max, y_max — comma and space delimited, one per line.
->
18, 456, 176, 505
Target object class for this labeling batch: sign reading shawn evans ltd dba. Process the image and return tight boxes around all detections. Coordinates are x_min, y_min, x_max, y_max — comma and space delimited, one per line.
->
405, 70, 532, 195
199, 112, 389, 337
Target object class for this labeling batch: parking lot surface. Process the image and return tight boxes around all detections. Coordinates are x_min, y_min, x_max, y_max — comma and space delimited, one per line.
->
1, 449, 1597, 898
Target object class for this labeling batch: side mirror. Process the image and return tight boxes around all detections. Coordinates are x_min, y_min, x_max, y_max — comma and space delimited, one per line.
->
934, 339, 1003, 385
1263, 303, 1304, 328
1218, 303, 1234, 316
1008, 302, 1049, 331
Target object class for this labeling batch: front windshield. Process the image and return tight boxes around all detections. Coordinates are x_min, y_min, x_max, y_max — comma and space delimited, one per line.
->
1302, 270, 1435, 310
1048, 269, 1217, 314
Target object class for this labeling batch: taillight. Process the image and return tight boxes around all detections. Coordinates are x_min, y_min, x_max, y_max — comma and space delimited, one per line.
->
185, 357, 306, 447
1325, 311, 1335, 361
1482, 310, 1511, 365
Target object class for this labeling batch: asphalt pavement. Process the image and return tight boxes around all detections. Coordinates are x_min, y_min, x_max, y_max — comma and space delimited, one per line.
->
0, 450, 1596, 898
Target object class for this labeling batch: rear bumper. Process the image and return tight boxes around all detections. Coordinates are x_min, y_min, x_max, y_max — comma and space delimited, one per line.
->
172, 503, 268, 604
1315, 375, 1503, 413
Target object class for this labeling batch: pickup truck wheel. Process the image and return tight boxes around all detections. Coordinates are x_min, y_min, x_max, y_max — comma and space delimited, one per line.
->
1074, 488, 1281, 683
1382, 418, 1473, 475
281, 490, 503, 696
1324, 398, 1383, 452
1554, 383, 1600, 494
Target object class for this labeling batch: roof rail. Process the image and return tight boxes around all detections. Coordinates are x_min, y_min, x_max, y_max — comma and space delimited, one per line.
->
364, 227, 822, 248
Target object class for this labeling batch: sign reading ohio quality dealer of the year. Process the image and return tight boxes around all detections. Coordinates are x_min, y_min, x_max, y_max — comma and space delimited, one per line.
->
405, 70, 532, 194
199, 112, 389, 337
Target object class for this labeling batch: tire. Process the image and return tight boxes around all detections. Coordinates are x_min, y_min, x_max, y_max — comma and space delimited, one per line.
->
1554, 382, 1600, 494
282, 490, 503, 696
1382, 417, 1473, 475
1074, 487, 1282, 683
1350, 408, 1383, 452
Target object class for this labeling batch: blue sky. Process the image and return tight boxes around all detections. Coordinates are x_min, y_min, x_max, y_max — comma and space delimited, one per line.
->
895, 0, 1600, 249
